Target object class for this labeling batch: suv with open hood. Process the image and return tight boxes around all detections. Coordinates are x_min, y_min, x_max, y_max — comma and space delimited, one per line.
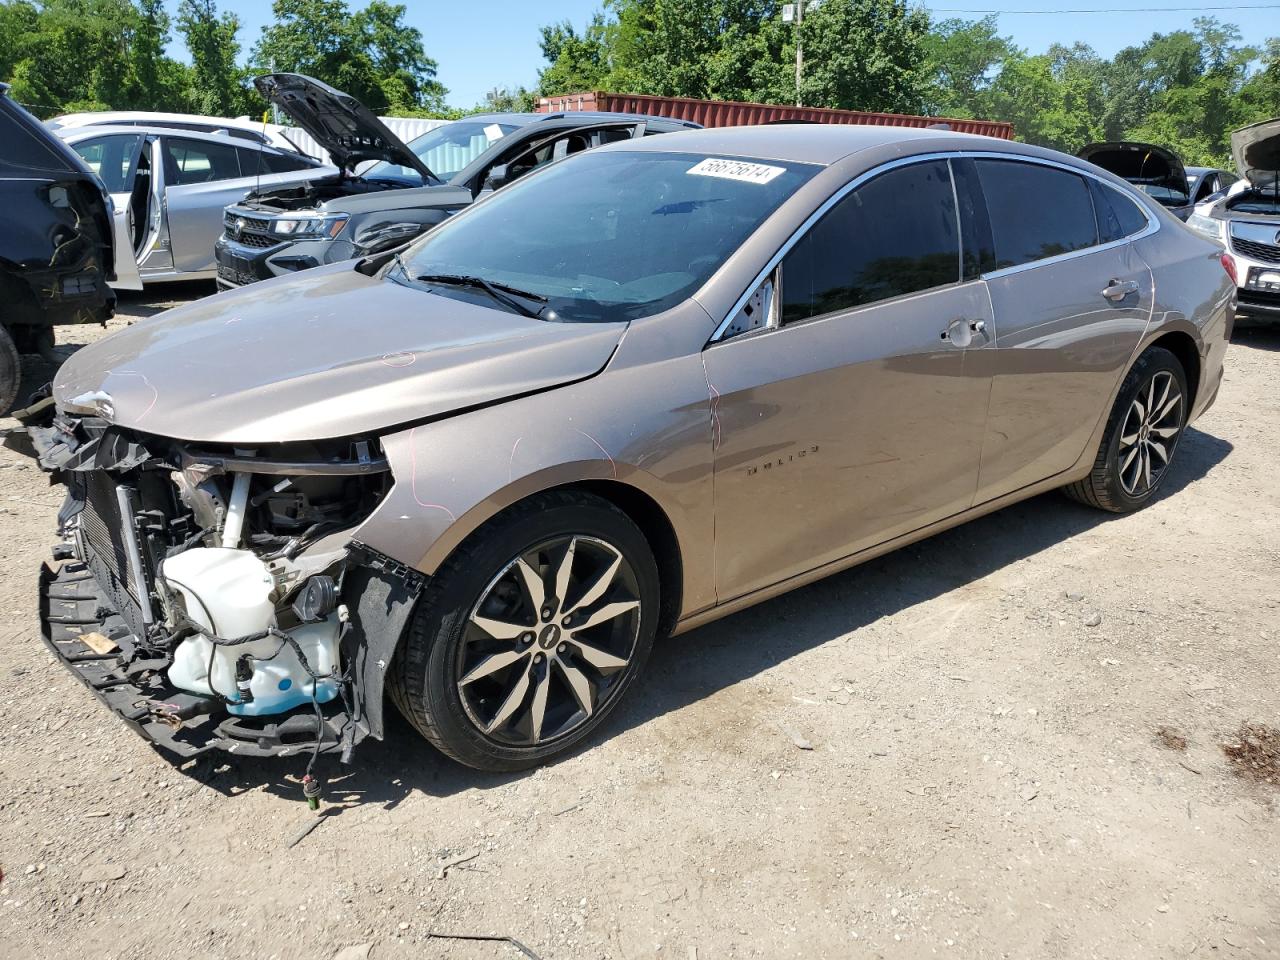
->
1078, 141, 1196, 220
214, 73, 698, 288
1183, 119, 1280, 318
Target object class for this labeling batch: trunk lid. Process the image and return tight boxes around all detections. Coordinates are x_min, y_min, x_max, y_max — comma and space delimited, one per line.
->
1078, 141, 1190, 209
254, 73, 439, 183
52, 262, 625, 444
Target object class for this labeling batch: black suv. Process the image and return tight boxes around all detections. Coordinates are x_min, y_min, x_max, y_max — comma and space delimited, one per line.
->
215, 73, 698, 288
0, 84, 115, 413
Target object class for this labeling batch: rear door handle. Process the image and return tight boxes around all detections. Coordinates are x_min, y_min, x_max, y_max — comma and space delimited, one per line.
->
1101, 278, 1139, 301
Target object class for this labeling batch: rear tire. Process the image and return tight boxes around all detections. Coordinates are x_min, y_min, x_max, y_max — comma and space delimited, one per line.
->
388, 490, 659, 771
1064, 346, 1188, 513
0, 326, 21, 416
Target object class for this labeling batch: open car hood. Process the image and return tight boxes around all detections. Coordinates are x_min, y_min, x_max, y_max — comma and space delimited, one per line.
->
1078, 141, 1189, 203
1231, 119, 1280, 188
51, 263, 625, 444
254, 72, 439, 182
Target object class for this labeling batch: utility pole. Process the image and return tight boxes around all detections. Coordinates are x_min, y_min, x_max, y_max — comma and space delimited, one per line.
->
794, 0, 803, 107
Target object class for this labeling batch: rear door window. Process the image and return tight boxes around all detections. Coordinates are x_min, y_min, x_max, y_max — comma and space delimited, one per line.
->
164, 137, 242, 185
781, 159, 960, 323
236, 146, 313, 174
975, 160, 1099, 269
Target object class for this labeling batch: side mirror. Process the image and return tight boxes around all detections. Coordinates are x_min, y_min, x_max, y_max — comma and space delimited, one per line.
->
483, 163, 511, 191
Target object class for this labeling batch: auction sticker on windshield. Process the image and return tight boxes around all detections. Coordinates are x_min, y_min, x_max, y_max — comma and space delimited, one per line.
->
687, 158, 786, 184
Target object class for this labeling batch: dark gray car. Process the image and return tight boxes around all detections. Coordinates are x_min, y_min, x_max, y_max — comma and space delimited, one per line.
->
215, 73, 698, 287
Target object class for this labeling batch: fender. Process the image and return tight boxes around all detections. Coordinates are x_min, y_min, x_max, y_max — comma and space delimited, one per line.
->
352, 348, 719, 621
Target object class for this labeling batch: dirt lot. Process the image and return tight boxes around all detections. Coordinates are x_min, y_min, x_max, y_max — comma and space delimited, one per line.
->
1, 286, 1277, 960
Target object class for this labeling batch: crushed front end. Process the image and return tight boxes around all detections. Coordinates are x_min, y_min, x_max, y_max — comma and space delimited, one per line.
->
12, 406, 420, 763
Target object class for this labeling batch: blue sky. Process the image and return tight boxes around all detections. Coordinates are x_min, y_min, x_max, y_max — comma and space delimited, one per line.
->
203, 1, 1280, 109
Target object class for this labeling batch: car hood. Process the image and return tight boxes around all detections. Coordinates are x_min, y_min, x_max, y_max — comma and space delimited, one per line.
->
254, 72, 439, 183
1078, 141, 1189, 199
52, 263, 625, 444
1231, 119, 1280, 188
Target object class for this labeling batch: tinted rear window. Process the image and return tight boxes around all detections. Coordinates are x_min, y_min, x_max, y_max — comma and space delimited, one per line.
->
782, 159, 960, 323
1106, 184, 1149, 237
976, 160, 1099, 269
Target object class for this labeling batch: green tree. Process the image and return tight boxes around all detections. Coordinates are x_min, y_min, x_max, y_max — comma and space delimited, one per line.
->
922, 15, 1015, 118
176, 0, 250, 116
796, 0, 931, 112
1127, 19, 1255, 165
537, 14, 612, 96
477, 85, 538, 113
607, 0, 790, 103
251, 0, 446, 114
985, 51, 1099, 152
122, 0, 188, 110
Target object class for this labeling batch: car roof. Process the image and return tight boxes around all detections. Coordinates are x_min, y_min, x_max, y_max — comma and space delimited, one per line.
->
56, 124, 294, 152
596, 123, 988, 165
532, 110, 699, 128
457, 112, 544, 126
48, 111, 269, 133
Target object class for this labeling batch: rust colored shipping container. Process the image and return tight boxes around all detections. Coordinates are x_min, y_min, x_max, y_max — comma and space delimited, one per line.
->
537, 91, 1015, 140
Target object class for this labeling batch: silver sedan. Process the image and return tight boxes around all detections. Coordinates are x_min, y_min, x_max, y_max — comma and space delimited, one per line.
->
58, 125, 335, 289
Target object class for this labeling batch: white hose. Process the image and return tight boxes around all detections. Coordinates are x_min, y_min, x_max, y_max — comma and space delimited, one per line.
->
221, 471, 252, 548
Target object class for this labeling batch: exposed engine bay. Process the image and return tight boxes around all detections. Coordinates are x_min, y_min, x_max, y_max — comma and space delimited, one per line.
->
237, 174, 419, 213
13, 405, 421, 768
1224, 183, 1280, 216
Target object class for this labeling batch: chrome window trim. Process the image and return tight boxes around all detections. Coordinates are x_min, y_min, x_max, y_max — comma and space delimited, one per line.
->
710, 149, 1160, 343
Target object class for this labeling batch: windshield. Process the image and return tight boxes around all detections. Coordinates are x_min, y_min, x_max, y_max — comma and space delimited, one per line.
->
365, 119, 520, 183
394, 150, 818, 323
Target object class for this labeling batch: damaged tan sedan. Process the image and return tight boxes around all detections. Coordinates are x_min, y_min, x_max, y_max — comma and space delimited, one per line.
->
10, 125, 1233, 775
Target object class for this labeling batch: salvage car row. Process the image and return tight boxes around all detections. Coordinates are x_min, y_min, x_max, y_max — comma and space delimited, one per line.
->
3, 67, 1238, 783
5, 71, 1279, 416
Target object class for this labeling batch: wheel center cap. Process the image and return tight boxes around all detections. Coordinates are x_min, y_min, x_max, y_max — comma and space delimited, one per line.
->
538, 624, 561, 649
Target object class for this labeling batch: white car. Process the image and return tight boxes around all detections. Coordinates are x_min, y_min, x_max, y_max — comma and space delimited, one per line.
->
48, 111, 313, 155
1186, 118, 1280, 318
58, 125, 336, 289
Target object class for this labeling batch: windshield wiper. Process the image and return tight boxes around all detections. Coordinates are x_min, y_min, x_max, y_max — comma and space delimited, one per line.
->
413, 273, 548, 319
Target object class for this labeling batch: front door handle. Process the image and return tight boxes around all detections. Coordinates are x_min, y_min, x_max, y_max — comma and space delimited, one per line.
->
1101, 278, 1139, 301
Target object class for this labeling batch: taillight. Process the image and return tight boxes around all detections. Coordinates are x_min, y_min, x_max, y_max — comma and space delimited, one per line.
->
1221, 253, 1238, 285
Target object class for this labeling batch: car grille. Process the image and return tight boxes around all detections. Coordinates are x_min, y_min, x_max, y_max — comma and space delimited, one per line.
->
1231, 236, 1280, 264
223, 211, 279, 248
76, 471, 151, 636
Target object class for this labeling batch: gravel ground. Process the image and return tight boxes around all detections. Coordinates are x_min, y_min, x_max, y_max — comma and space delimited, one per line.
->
1, 286, 1277, 960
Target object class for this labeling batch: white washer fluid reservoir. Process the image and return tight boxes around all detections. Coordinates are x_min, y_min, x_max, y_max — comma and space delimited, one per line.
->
161, 548, 340, 715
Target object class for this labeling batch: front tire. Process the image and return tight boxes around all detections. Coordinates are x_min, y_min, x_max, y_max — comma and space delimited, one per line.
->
388, 491, 659, 771
1064, 346, 1189, 513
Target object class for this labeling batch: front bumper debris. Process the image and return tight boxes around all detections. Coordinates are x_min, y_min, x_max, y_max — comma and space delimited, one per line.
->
40, 560, 351, 759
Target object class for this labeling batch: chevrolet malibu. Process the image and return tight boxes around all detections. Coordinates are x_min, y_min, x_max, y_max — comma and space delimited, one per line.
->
12, 125, 1233, 778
